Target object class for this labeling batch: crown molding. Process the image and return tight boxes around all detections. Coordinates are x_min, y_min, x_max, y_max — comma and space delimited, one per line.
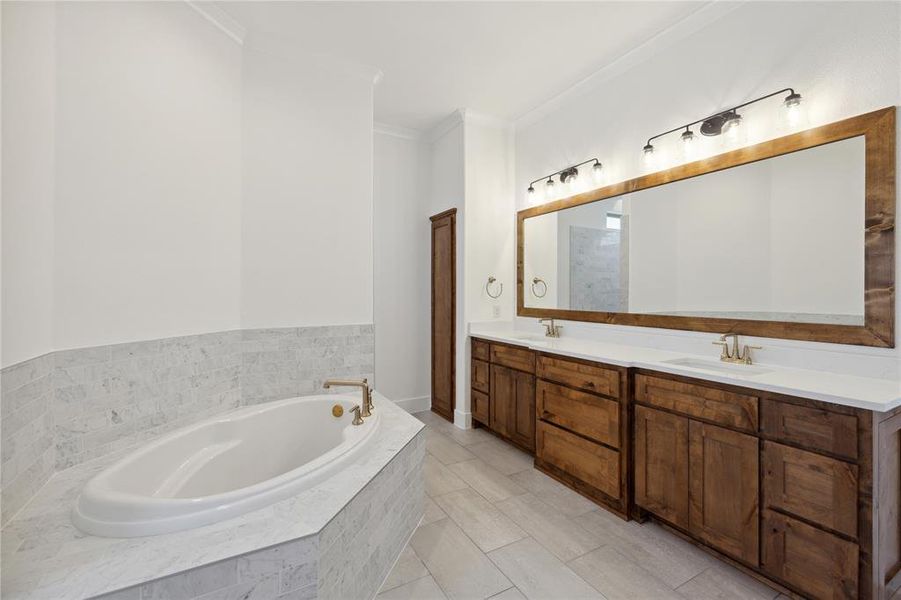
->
185, 1, 246, 45
374, 122, 421, 140
460, 109, 514, 132
246, 36, 383, 86
514, 0, 745, 130
425, 109, 466, 144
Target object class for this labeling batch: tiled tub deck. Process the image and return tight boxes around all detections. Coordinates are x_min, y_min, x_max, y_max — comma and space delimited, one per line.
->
0, 394, 422, 600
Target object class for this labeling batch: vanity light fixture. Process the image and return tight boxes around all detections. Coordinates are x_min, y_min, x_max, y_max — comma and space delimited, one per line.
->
642, 87, 803, 158
527, 158, 602, 202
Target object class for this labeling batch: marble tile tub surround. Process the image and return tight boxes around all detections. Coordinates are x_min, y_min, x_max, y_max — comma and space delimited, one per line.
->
475, 321, 901, 412
1, 393, 422, 600
0, 324, 374, 526
0, 355, 55, 532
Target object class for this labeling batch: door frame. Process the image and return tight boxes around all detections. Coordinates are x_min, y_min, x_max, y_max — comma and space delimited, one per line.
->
430, 208, 457, 422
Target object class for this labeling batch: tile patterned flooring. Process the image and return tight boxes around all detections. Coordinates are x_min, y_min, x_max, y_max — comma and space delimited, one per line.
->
377, 410, 786, 600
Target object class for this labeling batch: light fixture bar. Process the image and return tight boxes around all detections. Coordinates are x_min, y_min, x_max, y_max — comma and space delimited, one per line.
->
642, 87, 800, 150
527, 158, 601, 190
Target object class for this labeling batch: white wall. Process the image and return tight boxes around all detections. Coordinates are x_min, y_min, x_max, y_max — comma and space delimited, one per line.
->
3, 3, 382, 368
373, 129, 430, 405
1, 2, 56, 367
511, 1, 901, 377
464, 116, 516, 324
51, 1, 243, 352
241, 49, 375, 329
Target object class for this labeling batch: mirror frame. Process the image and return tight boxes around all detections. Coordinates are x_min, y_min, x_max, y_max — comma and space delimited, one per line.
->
517, 107, 896, 347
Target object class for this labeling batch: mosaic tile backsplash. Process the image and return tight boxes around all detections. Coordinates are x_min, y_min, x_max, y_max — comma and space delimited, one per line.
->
0, 324, 374, 524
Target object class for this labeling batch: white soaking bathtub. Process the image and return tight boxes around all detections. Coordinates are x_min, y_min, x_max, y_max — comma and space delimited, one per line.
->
72, 394, 380, 538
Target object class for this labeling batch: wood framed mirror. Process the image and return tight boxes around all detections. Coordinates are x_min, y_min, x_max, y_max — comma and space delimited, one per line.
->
517, 107, 895, 347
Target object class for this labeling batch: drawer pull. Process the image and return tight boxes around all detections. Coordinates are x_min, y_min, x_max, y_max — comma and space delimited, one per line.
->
584, 381, 595, 389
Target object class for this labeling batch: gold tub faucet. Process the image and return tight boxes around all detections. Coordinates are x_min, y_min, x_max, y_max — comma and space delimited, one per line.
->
323, 378, 374, 417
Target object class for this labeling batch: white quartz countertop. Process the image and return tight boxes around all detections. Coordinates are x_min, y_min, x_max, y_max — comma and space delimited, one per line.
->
0, 394, 424, 600
469, 326, 901, 413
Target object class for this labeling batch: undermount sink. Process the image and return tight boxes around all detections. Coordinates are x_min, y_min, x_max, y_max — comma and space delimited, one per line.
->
662, 357, 773, 376
508, 333, 548, 342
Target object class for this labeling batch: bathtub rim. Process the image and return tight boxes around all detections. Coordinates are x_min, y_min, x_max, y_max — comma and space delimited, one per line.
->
71, 393, 381, 538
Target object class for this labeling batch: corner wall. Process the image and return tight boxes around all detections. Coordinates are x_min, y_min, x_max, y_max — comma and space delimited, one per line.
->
373, 128, 430, 409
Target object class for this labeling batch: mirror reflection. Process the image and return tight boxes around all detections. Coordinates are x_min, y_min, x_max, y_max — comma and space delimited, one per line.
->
523, 136, 866, 325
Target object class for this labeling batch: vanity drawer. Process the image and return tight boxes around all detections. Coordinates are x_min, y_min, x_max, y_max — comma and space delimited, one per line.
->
490, 343, 535, 373
761, 510, 859, 600
537, 355, 620, 398
634, 374, 758, 432
763, 441, 858, 538
536, 421, 620, 500
472, 338, 490, 361
472, 389, 489, 425
472, 359, 490, 393
537, 380, 619, 448
761, 399, 858, 460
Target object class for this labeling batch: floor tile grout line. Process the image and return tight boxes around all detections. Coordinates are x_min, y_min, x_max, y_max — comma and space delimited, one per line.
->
420, 415, 782, 600
482, 535, 602, 599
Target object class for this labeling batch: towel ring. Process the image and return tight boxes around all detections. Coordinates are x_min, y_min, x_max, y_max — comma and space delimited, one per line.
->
485, 276, 503, 299
531, 277, 548, 298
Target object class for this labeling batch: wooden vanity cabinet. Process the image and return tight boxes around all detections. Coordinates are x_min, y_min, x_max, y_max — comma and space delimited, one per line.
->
633, 371, 901, 600
688, 420, 759, 565
634, 405, 689, 528
470, 338, 536, 452
490, 364, 535, 451
535, 353, 630, 517
634, 402, 759, 565
468, 337, 901, 599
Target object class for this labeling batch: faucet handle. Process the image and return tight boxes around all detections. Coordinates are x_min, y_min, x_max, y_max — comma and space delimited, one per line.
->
740, 344, 762, 364
712, 338, 731, 359
350, 405, 364, 425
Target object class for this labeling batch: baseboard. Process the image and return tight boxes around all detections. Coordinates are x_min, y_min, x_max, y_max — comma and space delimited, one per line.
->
393, 395, 431, 414
454, 409, 472, 429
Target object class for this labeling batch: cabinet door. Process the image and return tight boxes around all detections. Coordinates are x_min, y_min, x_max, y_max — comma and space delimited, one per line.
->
490, 364, 515, 437
509, 370, 535, 451
634, 405, 689, 529
761, 510, 858, 599
689, 421, 759, 565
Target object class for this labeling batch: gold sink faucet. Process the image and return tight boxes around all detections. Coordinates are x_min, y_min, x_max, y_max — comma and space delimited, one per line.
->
323, 378, 374, 417
539, 318, 562, 338
713, 334, 762, 365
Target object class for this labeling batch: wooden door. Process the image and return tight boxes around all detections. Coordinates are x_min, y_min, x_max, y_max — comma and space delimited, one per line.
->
430, 209, 456, 422
634, 405, 689, 529
689, 420, 759, 565
509, 370, 535, 451
490, 364, 515, 437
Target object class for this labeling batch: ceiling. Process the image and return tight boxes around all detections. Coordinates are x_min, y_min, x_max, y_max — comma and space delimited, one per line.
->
221, 2, 707, 132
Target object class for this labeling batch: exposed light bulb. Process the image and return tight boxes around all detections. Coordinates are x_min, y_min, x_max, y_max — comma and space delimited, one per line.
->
592, 161, 604, 185
544, 178, 556, 201
564, 167, 580, 194
642, 143, 656, 169
782, 92, 805, 131
681, 128, 696, 159
721, 112, 744, 145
